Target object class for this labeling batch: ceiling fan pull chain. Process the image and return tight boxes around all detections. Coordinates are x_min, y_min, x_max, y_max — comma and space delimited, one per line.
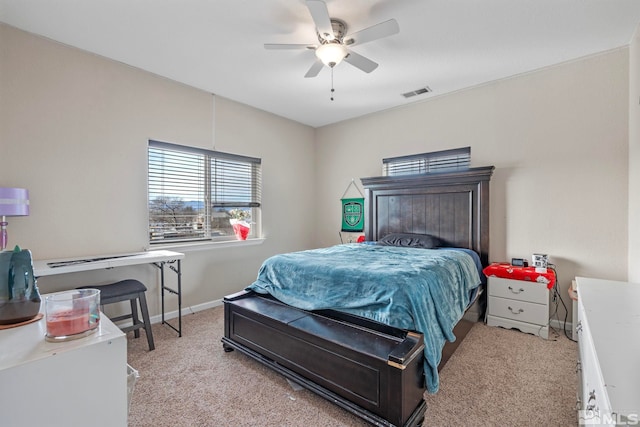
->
330, 67, 335, 101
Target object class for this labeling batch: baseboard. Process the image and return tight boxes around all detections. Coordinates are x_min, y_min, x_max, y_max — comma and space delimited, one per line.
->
123, 298, 577, 340
148, 298, 224, 325
110, 298, 224, 330
549, 318, 574, 337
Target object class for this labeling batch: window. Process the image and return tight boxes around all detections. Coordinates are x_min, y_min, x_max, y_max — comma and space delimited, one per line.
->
148, 140, 261, 244
383, 147, 470, 176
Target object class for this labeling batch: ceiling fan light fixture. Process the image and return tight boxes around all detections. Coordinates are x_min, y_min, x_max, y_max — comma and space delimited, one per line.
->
315, 42, 347, 67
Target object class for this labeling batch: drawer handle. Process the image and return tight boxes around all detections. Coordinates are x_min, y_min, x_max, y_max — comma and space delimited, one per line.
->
508, 306, 524, 315
508, 286, 525, 294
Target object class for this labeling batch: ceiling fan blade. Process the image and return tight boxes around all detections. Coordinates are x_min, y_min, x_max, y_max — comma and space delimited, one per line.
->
304, 59, 324, 78
344, 19, 400, 46
306, 0, 335, 40
264, 43, 316, 50
344, 50, 378, 73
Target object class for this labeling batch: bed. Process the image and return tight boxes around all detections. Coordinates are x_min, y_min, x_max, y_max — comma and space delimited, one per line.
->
222, 166, 494, 427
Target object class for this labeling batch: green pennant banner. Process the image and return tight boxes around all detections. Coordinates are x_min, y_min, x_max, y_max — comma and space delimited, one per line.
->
341, 198, 364, 232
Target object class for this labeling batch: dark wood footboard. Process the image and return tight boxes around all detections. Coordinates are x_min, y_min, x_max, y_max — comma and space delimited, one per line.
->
222, 290, 427, 427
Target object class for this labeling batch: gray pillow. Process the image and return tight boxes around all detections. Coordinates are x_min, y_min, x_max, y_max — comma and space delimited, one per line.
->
377, 233, 443, 249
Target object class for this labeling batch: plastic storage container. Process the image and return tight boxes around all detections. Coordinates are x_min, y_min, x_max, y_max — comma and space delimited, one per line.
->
45, 289, 100, 342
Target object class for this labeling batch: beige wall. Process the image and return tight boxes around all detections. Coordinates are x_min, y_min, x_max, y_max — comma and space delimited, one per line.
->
1, 22, 633, 325
315, 49, 630, 320
629, 24, 640, 282
0, 24, 316, 317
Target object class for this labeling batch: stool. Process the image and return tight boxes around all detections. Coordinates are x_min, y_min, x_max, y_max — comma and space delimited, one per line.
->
79, 279, 155, 351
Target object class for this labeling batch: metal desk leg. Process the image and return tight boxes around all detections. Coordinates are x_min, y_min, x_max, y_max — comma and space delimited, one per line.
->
154, 259, 182, 337
160, 262, 166, 326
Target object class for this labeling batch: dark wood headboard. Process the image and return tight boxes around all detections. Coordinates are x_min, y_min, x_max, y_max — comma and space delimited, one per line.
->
360, 166, 494, 266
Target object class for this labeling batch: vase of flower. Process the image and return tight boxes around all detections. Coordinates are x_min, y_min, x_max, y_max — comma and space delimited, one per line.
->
228, 209, 251, 240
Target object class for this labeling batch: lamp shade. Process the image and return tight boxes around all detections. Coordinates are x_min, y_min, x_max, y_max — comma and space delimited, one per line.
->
0, 188, 29, 216
315, 43, 348, 67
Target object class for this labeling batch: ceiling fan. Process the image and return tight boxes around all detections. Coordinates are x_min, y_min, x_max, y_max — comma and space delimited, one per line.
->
265, 0, 400, 78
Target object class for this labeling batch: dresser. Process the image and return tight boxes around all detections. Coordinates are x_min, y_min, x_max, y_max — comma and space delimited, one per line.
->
486, 276, 550, 339
0, 305, 127, 426
576, 277, 640, 425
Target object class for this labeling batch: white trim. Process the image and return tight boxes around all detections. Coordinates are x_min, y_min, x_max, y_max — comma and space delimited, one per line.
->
149, 298, 224, 324
118, 294, 577, 342
111, 298, 224, 329
550, 318, 573, 336
148, 237, 265, 253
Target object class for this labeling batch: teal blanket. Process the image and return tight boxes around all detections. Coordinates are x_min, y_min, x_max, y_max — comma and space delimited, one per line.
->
247, 244, 481, 393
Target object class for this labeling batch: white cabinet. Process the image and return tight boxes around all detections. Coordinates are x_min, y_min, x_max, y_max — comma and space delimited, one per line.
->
486, 276, 549, 339
576, 277, 640, 426
0, 306, 127, 427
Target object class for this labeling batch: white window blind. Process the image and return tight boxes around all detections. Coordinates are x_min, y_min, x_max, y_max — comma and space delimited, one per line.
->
383, 147, 470, 176
148, 140, 261, 243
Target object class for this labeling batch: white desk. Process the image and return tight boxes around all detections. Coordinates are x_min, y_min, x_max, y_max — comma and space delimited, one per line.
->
33, 250, 185, 336
0, 306, 127, 426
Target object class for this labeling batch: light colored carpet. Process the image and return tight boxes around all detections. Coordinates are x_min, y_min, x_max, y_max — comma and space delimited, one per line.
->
127, 306, 577, 426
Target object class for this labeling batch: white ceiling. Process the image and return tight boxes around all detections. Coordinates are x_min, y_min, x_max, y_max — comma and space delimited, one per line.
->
1, 0, 640, 128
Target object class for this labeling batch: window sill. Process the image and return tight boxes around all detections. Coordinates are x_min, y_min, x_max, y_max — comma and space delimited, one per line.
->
148, 238, 265, 253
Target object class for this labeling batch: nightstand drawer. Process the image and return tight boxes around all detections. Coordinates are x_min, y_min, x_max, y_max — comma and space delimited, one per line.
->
488, 277, 549, 305
488, 296, 548, 325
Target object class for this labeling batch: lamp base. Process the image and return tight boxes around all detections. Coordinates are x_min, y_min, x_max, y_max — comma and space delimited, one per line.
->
0, 299, 41, 325
0, 313, 43, 330
0, 219, 7, 251
0, 249, 41, 325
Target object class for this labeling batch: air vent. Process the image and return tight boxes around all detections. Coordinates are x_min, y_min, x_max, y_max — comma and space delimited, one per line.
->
402, 86, 432, 98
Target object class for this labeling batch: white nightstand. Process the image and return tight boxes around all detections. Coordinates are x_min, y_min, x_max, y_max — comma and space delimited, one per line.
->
486, 276, 550, 339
